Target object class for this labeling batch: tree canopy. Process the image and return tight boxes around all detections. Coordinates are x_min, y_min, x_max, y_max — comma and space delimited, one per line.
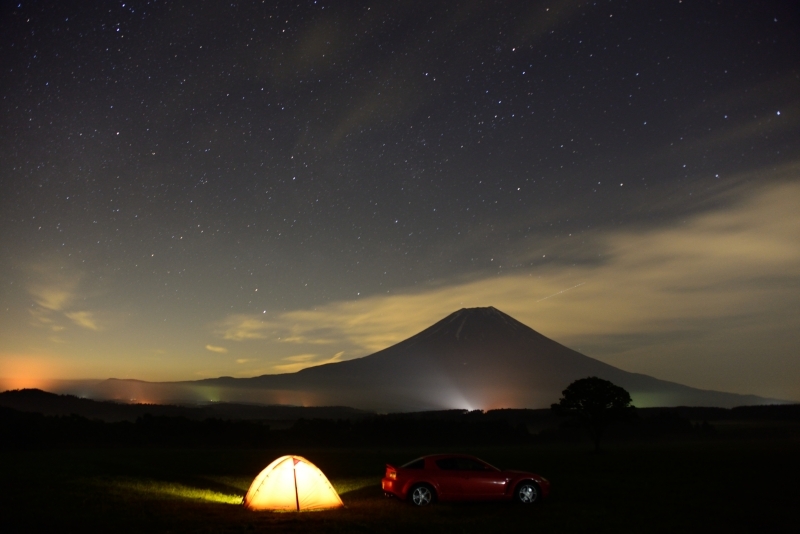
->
551, 377, 635, 452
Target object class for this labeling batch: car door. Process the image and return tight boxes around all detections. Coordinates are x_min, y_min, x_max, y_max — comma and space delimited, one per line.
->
457, 458, 508, 498
433, 457, 464, 499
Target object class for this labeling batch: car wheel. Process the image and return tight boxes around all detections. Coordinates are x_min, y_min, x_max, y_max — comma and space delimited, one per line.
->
514, 481, 540, 504
409, 484, 434, 506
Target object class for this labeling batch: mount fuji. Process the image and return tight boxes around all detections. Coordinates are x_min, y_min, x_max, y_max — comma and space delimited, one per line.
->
60, 307, 783, 411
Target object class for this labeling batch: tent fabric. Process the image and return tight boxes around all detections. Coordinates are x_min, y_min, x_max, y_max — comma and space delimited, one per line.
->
243, 455, 344, 511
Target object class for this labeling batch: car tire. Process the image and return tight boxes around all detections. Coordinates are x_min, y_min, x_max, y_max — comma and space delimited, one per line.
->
514, 481, 540, 504
409, 484, 435, 506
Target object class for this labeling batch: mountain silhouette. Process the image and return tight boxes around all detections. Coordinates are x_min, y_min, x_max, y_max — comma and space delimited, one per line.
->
0, 388, 372, 422
56, 307, 784, 410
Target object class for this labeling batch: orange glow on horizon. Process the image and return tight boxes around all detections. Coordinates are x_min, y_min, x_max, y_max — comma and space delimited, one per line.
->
0, 352, 66, 391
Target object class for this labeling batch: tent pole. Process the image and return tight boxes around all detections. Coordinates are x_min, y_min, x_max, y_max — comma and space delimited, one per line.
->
293, 461, 300, 511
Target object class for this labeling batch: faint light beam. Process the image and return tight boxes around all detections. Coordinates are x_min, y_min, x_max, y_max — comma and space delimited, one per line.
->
536, 282, 586, 303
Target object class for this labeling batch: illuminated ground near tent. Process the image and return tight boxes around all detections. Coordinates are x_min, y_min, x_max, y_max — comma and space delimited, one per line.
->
97, 475, 381, 507
100, 477, 243, 504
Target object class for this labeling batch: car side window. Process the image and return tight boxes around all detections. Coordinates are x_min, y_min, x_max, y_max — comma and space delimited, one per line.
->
435, 458, 458, 470
456, 458, 476, 471
457, 458, 486, 471
402, 459, 425, 469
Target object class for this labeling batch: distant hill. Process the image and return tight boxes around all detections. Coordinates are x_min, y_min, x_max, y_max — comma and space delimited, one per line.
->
0, 388, 373, 422
35, 307, 789, 411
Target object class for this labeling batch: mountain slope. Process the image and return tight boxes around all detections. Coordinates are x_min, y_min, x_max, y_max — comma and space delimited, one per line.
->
54, 307, 784, 410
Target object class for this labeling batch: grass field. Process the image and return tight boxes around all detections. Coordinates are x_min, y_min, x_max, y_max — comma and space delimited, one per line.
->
2, 429, 798, 533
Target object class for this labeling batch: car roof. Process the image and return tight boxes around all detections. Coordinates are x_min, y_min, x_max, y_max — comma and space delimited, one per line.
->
422, 454, 504, 471
398, 454, 481, 468
422, 453, 481, 460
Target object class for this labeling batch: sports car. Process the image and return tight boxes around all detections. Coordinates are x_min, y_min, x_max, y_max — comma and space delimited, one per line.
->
382, 453, 549, 506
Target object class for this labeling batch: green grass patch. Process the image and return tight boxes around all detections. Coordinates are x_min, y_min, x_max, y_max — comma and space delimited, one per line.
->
331, 476, 382, 495
96, 476, 243, 504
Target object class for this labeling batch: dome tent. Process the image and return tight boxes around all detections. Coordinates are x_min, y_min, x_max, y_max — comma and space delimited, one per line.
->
243, 455, 344, 511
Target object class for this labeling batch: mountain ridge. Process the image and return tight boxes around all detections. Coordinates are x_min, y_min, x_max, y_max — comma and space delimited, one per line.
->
0, 388, 373, 422
29, 307, 789, 410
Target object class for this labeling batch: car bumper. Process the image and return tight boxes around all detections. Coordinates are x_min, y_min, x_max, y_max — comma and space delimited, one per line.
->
381, 477, 404, 498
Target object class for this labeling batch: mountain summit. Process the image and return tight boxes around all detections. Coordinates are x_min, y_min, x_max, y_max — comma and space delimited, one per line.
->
68, 307, 781, 410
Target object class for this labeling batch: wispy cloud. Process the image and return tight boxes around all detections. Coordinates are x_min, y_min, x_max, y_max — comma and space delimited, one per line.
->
273, 351, 345, 373
205, 345, 228, 354
215, 313, 337, 345
26, 264, 79, 312
28, 285, 74, 312
23, 264, 105, 333
28, 308, 61, 331
65, 311, 101, 331
217, 314, 272, 341
211, 182, 800, 393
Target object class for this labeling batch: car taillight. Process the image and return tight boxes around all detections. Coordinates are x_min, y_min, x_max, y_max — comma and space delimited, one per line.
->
386, 465, 397, 479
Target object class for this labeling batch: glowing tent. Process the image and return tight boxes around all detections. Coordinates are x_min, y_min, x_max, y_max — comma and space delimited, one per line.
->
243, 455, 344, 511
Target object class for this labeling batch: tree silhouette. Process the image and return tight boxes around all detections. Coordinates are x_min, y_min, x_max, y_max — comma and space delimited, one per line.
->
551, 377, 634, 452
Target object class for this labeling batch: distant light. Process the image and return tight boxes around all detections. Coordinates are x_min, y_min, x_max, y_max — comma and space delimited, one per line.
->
777, 111, 781, 115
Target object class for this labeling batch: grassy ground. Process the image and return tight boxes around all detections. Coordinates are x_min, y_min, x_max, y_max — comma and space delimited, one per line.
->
1, 432, 798, 533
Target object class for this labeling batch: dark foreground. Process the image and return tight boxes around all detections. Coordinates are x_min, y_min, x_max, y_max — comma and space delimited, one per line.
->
2, 426, 798, 533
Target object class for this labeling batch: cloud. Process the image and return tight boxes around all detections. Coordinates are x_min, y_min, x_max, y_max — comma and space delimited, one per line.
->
217, 182, 799, 394
273, 351, 345, 373
217, 315, 272, 341
215, 313, 337, 345
205, 345, 228, 354
235, 358, 252, 364
26, 267, 79, 312
202, 181, 800, 398
65, 311, 101, 331
28, 308, 60, 331
23, 263, 106, 334
28, 286, 74, 312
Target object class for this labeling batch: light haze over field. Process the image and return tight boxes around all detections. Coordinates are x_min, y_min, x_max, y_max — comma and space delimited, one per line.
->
1, 1, 799, 402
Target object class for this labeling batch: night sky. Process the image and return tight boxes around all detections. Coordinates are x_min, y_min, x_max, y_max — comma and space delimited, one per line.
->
2, 1, 799, 401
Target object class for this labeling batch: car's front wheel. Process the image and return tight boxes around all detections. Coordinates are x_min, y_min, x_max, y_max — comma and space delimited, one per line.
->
409, 484, 435, 506
514, 481, 540, 504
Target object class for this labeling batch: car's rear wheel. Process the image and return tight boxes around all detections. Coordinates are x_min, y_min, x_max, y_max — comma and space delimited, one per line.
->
409, 484, 434, 506
514, 481, 540, 504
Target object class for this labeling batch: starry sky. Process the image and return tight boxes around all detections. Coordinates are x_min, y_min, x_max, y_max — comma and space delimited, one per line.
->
2, 1, 799, 402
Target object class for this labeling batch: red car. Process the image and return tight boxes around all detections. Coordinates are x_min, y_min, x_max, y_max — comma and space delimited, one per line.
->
382, 454, 550, 506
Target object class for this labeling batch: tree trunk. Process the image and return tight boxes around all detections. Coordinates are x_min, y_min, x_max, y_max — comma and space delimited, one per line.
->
592, 426, 604, 453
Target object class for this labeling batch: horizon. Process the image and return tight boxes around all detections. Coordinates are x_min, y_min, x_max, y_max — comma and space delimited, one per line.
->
1, 305, 793, 410
2, 1, 799, 403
